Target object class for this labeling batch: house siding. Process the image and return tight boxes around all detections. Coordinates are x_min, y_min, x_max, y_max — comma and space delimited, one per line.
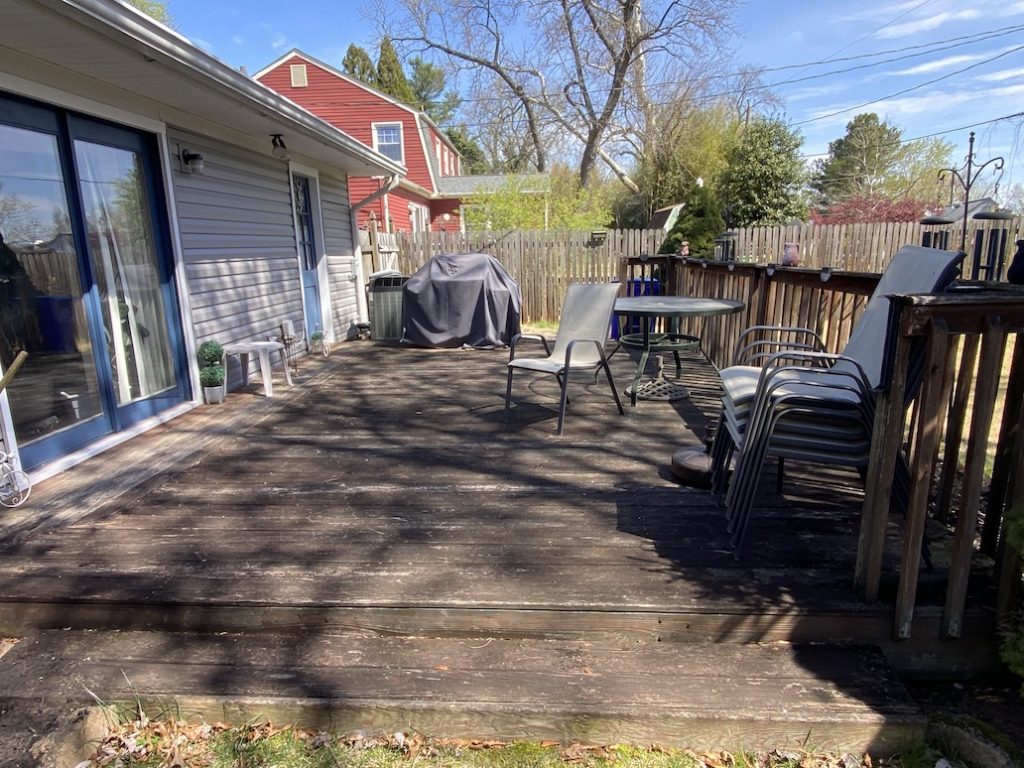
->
168, 128, 304, 388
258, 54, 436, 193
430, 199, 462, 232
319, 171, 361, 340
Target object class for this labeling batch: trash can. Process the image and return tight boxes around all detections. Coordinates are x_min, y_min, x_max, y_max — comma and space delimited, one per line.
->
367, 270, 406, 342
611, 277, 660, 338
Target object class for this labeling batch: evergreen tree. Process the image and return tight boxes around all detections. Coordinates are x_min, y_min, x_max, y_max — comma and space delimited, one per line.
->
409, 57, 461, 125
342, 44, 377, 86
812, 113, 951, 205
659, 184, 724, 258
446, 127, 488, 174
719, 118, 806, 227
376, 38, 415, 104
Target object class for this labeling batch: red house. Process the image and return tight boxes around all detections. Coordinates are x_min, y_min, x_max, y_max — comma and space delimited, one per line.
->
256, 50, 466, 233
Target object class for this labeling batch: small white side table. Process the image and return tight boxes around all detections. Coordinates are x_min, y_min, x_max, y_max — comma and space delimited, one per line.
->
222, 341, 293, 398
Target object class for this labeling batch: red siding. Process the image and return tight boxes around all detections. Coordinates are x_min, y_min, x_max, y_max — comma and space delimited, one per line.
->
258, 53, 467, 234
430, 199, 461, 232
258, 54, 436, 192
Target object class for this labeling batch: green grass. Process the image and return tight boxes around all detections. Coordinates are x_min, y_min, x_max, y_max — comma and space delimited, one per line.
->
84, 716, 960, 768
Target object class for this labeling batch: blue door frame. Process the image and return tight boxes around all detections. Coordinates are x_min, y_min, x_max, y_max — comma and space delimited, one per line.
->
0, 92, 188, 470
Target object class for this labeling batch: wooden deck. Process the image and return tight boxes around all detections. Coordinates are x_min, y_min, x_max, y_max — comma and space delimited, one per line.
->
0, 342, 993, 661
0, 341, 1002, 752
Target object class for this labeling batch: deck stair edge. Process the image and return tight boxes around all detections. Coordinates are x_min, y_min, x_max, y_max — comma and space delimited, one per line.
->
0, 630, 925, 756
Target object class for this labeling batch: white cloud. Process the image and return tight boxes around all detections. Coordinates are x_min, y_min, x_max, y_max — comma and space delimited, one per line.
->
876, 10, 981, 39
976, 67, 1024, 82
231, 34, 245, 46
889, 49, 1009, 76
839, 0, 933, 23
191, 37, 214, 53
787, 84, 848, 102
271, 32, 287, 50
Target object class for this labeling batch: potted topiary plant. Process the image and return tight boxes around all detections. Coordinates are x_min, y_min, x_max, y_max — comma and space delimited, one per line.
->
309, 329, 327, 357
197, 340, 225, 404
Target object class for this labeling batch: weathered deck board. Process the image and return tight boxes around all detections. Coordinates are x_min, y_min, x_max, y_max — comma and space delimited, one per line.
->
0, 630, 925, 755
0, 344, 994, 670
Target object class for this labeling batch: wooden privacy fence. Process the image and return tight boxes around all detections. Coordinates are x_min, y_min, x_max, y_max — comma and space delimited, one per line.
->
726, 217, 1022, 273
395, 229, 664, 324
383, 220, 1021, 323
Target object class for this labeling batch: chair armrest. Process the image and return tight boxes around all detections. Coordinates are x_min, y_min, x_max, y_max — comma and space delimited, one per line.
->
733, 325, 827, 366
509, 333, 551, 360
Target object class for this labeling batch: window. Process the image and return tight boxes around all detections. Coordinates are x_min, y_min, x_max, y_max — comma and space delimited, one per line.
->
290, 64, 308, 88
435, 138, 442, 175
373, 123, 403, 163
408, 202, 429, 233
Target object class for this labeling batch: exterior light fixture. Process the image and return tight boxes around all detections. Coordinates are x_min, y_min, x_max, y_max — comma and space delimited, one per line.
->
271, 134, 290, 160
180, 148, 204, 174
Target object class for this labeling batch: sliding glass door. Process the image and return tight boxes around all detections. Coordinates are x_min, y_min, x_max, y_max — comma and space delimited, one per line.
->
0, 93, 186, 469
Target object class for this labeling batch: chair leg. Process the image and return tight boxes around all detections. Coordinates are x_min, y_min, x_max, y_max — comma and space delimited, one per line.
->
556, 372, 571, 435
600, 361, 625, 415
709, 413, 731, 494
504, 367, 515, 422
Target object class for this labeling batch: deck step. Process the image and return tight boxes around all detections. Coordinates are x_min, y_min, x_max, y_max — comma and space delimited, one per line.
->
0, 630, 924, 756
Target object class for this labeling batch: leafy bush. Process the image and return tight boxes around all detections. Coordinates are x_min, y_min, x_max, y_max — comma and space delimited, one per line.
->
199, 364, 224, 388
1000, 503, 1024, 694
197, 340, 223, 367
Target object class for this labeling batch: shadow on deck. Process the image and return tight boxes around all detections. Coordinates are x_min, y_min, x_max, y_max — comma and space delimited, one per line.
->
0, 342, 994, 669
0, 341, 1005, 753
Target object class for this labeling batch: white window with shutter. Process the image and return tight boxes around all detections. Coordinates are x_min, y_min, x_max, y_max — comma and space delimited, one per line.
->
290, 64, 308, 87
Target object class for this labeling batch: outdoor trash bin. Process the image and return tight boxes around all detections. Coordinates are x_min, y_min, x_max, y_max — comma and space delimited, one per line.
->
368, 270, 406, 343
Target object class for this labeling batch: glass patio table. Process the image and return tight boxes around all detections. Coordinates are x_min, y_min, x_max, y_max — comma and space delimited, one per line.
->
613, 295, 744, 405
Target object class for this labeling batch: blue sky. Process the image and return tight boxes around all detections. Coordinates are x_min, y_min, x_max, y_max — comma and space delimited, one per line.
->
167, 0, 1024, 195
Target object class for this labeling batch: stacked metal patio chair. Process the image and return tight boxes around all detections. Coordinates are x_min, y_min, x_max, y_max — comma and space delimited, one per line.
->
710, 245, 965, 556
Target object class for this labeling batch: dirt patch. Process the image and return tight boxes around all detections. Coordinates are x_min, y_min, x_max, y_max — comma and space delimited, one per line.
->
906, 677, 1024, 763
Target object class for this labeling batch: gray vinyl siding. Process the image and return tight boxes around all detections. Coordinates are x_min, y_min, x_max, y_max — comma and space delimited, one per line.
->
320, 172, 361, 340
168, 129, 304, 387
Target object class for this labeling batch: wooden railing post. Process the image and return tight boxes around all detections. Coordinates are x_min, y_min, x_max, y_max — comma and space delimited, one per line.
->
934, 334, 980, 522
942, 317, 1007, 638
894, 317, 953, 638
855, 309, 912, 602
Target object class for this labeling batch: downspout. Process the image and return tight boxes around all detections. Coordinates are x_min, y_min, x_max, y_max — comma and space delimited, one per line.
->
350, 174, 400, 324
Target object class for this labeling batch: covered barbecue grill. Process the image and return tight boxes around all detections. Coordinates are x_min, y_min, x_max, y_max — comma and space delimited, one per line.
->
400, 253, 521, 348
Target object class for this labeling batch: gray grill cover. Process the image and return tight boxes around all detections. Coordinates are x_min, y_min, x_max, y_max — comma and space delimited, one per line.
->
401, 253, 521, 348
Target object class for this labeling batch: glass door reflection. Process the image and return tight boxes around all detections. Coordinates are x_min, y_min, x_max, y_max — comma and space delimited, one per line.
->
73, 139, 177, 405
0, 122, 104, 446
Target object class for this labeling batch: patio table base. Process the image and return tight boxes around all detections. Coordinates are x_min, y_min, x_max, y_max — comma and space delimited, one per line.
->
625, 376, 689, 401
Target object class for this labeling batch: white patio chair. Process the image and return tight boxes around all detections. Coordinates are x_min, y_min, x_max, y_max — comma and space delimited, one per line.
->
710, 245, 965, 556
505, 282, 624, 435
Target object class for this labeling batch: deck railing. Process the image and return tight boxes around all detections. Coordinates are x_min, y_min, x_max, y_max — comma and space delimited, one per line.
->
858, 287, 1024, 640
623, 255, 1024, 640
618, 256, 879, 370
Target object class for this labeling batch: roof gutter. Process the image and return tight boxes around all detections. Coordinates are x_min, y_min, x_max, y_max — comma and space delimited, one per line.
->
350, 174, 402, 324
47, 0, 405, 177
